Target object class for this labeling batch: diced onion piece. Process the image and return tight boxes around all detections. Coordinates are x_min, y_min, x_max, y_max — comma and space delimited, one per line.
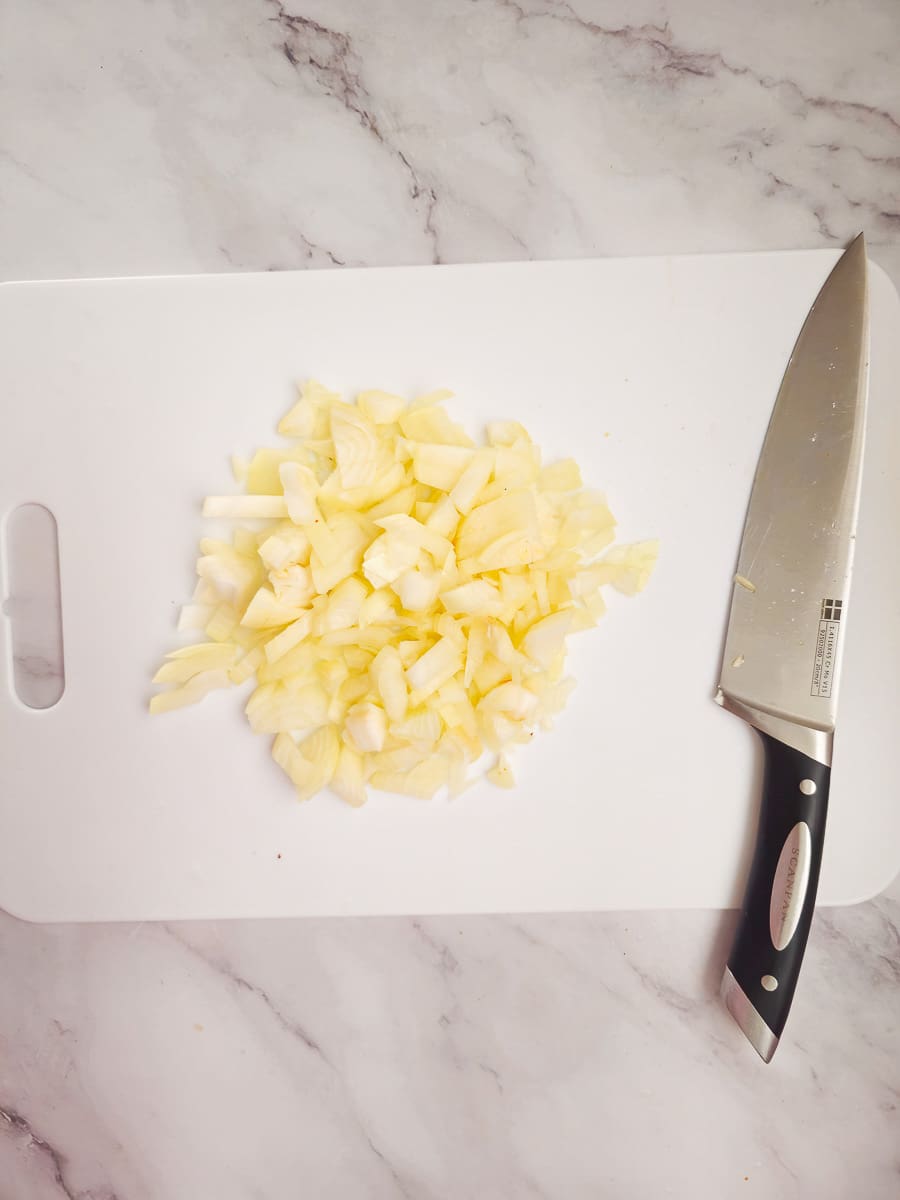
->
268, 563, 314, 607
205, 604, 239, 641
230, 645, 266, 684
368, 484, 418, 520
586, 591, 607, 622
177, 603, 214, 632
449, 449, 494, 514
272, 726, 339, 801
357, 389, 406, 425
345, 702, 388, 753
436, 613, 465, 645
233, 529, 257, 557
440, 579, 503, 618
478, 682, 539, 722
406, 637, 463, 704
486, 622, 523, 673
278, 381, 337, 438
308, 518, 368, 594
392, 708, 443, 746
464, 620, 487, 688
360, 588, 399, 628
487, 753, 515, 789
165, 638, 237, 667
317, 576, 367, 632
332, 744, 368, 807
425, 496, 460, 539
196, 548, 258, 606
202, 495, 288, 519
154, 642, 238, 683
317, 462, 406, 517
241, 587, 304, 629
529, 675, 577, 728
264, 613, 312, 664
374, 514, 453, 563
456, 490, 542, 564
539, 458, 582, 491
411, 443, 473, 490
477, 531, 545, 572
371, 755, 450, 799
487, 421, 530, 447
522, 610, 573, 668
149, 669, 231, 714
493, 444, 540, 487
279, 462, 320, 526
362, 531, 421, 588
411, 388, 454, 409
371, 645, 408, 722
244, 449, 292, 494
192, 579, 219, 605
330, 402, 380, 489
601, 541, 660, 595
392, 566, 441, 613
400, 405, 473, 447
247, 681, 329, 734
258, 528, 311, 571
571, 565, 606, 599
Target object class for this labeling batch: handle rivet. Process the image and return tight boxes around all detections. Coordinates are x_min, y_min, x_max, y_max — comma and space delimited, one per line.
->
761, 975, 778, 992
799, 779, 817, 796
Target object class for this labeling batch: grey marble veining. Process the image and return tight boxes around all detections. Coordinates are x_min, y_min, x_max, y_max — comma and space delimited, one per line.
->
1, 1, 899, 1196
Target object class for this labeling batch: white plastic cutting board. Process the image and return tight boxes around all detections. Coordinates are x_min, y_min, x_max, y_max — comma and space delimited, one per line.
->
1, 252, 899, 923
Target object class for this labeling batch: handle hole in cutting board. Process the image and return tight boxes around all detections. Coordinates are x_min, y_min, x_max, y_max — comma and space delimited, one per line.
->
3, 503, 65, 709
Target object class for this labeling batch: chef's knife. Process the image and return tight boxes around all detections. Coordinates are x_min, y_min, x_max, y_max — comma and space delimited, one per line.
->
717, 235, 869, 1062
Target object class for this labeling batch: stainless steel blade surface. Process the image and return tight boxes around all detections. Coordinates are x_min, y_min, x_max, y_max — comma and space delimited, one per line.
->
717, 236, 868, 752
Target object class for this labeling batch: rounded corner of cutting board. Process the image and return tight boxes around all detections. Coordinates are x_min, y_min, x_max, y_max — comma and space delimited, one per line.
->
822, 862, 900, 909
0, 888, 60, 926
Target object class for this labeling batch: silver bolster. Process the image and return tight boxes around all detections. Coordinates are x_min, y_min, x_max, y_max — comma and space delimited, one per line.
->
714, 690, 833, 767
721, 968, 779, 1063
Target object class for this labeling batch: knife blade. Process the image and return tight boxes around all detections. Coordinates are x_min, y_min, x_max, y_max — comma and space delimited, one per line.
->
716, 235, 869, 1062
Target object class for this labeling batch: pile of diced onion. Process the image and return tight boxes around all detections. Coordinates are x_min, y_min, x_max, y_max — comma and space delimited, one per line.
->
151, 382, 657, 804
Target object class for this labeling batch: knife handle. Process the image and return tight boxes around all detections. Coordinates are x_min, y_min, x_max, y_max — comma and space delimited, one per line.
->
722, 731, 830, 1062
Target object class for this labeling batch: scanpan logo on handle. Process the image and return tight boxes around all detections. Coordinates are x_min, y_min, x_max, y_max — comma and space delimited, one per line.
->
769, 822, 812, 951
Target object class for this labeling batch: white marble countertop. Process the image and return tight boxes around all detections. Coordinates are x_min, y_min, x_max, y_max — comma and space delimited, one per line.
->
1, 1, 899, 1196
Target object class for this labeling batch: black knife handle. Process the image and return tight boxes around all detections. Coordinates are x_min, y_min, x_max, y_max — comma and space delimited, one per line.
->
723, 731, 830, 1061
